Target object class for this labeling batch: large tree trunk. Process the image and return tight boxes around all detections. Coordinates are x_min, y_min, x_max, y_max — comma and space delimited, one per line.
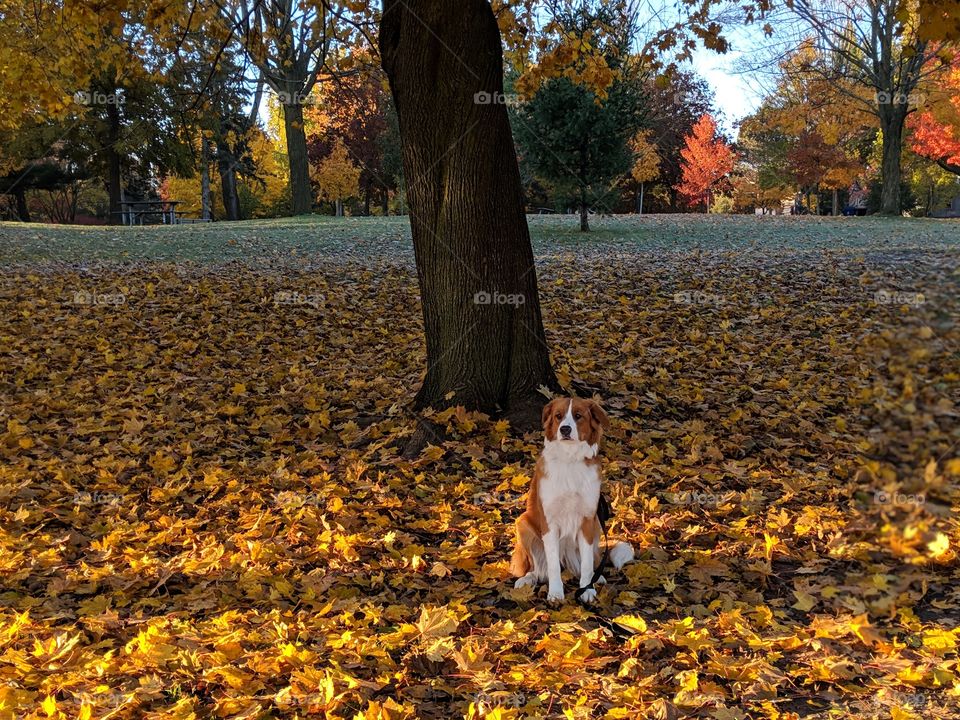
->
106, 100, 122, 225
282, 100, 313, 215
379, 0, 558, 426
879, 107, 906, 215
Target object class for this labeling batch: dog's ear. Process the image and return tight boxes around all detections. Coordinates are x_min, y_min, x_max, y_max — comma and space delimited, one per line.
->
589, 400, 610, 431
541, 398, 559, 429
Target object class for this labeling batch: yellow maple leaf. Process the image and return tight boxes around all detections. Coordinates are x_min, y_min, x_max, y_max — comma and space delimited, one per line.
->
415, 605, 459, 640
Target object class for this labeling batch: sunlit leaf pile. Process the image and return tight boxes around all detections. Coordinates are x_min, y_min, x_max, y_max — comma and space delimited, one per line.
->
1, 215, 958, 719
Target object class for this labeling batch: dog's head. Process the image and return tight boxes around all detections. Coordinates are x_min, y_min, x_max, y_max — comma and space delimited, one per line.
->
541, 397, 609, 448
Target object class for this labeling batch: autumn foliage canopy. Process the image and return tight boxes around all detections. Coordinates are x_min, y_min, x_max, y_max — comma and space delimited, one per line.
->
908, 59, 960, 173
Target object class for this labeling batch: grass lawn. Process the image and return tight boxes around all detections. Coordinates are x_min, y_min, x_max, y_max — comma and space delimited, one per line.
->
1, 214, 959, 719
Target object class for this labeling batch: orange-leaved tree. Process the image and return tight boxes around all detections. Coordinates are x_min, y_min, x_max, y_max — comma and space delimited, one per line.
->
909, 58, 960, 175
676, 114, 735, 212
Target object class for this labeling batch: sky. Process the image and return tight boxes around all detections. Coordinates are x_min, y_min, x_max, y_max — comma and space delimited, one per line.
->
689, 48, 763, 137
687, 22, 773, 138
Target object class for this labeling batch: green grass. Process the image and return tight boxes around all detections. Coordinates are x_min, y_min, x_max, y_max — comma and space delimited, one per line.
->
1, 213, 957, 265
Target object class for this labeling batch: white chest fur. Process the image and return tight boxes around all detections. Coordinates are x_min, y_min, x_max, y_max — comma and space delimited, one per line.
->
539, 440, 601, 539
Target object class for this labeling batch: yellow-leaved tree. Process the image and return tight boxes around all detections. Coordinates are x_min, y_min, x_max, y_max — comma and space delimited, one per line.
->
161, 127, 288, 219
311, 139, 361, 216
630, 129, 661, 214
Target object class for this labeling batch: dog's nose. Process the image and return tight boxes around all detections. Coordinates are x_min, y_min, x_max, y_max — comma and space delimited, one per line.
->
559, 425, 572, 438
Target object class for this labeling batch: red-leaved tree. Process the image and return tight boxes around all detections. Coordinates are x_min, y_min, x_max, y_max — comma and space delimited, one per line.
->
676, 114, 735, 211
909, 62, 960, 175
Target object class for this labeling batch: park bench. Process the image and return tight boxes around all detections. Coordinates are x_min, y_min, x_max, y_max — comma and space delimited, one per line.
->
111, 199, 182, 225
930, 194, 960, 218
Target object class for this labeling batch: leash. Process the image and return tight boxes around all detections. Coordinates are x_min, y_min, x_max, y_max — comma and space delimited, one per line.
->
575, 493, 612, 601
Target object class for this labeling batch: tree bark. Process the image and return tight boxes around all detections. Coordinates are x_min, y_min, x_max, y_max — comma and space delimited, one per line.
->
579, 200, 590, 231
14, 187, 30, 222
282, 99, 313, 215
937, 159, 960, 176
832, 187, 839, 216
379, 0, 558, 426
381, 187, 390, 215
218, 154, 241, 221
105, 100, 122, 225
878, 106, 906, 215
201, 136, 212, 221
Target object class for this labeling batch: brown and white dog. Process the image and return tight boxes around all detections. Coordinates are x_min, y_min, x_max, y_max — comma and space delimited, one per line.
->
510, 397, 634, 603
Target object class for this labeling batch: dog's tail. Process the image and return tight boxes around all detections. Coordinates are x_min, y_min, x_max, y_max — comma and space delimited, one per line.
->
608, 541, 634, 570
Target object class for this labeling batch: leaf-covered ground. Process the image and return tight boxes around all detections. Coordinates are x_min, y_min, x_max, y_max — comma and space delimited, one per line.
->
1, 215, 959, 720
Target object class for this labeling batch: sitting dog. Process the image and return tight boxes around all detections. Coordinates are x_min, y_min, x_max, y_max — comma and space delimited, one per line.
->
510, 397, 634, 603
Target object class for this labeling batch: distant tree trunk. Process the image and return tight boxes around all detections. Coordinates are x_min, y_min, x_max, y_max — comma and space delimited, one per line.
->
201, 136, 212, 221
335, 198, 344, 217
218, 155, 241, 221
281, 98, 313, 215
878, 106, 906, 215
639, 182, 645, 215
832, 187, 839, 216
380, 0, 558, 427
14, 188, 30, 222
579, 188, 589, 231
105, 99, 122, 225
381, 186, 389, 215
363, 184, 371, 215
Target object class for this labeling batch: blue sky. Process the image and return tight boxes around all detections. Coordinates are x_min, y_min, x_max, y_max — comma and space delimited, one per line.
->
688, 22, 771, 138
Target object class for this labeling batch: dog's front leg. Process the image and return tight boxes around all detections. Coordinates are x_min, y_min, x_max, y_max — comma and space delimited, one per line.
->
577, 529, 597, 603
543, 528, 564, 603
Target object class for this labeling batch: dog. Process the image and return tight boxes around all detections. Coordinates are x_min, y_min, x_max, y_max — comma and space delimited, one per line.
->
510, 397, 634, 603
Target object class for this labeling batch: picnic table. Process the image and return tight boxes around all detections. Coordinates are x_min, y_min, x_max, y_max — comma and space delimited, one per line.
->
113, 200, 182, 225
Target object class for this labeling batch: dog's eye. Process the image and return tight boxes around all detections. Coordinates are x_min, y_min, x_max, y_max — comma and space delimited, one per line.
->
574, 413, 582, 420
555, 413, 562, 419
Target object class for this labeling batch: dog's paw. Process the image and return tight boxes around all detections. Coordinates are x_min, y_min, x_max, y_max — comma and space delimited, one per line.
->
577, 587, 598, 604
514, 574, 537, 589
546, 587, 565, 604
595, 575, 607, 586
